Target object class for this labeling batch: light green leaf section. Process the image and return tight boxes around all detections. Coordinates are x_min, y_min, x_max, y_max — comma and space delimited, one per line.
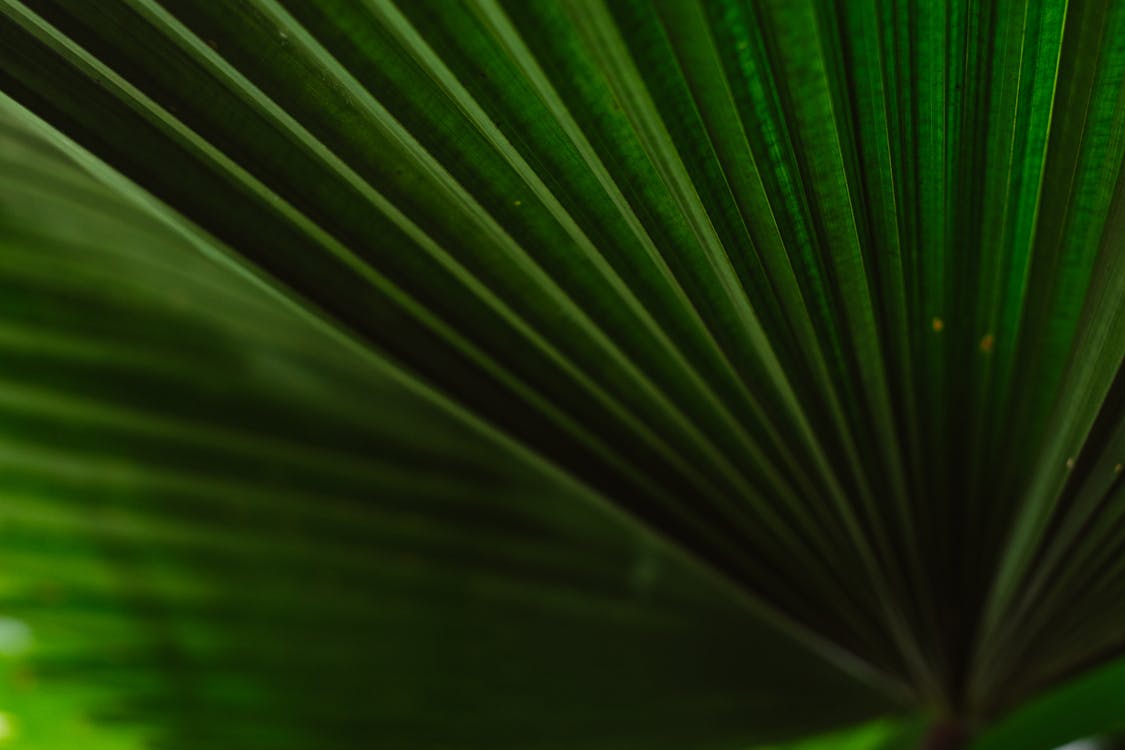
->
971, 654, 1125, 750
750, 716, 927, 750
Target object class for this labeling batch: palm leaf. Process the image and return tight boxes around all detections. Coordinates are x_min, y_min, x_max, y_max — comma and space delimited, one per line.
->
0, 98, 899, 749
0, 1, 1124, 748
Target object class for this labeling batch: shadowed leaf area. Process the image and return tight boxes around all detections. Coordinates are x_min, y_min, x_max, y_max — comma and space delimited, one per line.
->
0, 1, 1123, 749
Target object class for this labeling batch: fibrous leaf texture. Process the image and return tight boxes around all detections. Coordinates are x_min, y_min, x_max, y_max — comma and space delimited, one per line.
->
0, 1, 1124, 749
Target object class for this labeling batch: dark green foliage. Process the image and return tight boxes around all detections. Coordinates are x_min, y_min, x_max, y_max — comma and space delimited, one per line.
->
0, 1, 1124, 748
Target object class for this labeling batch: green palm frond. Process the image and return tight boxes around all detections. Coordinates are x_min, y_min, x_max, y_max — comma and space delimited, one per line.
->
0, 99, 900, 749
0, 1, 1124, 749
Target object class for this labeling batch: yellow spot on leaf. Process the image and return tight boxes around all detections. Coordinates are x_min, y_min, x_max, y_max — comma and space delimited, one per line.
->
1066, 457, 1075, 470
980, 334, 995, 353
932, 317, 944, 332
1116, 463, 1123, 475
